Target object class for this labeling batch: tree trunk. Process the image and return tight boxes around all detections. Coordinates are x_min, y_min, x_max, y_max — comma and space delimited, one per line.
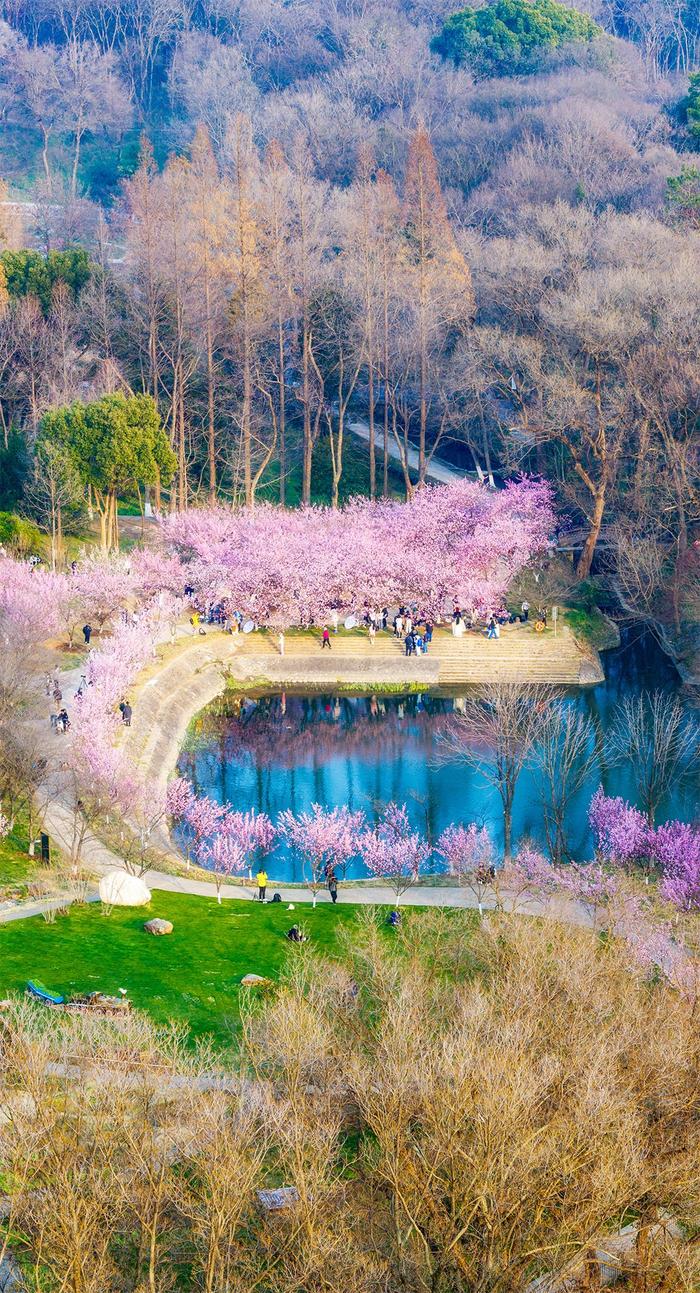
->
576, 486, 606, 580
71, 127, 83, 199
205, 296, 216, 503
278, 313, 286, 505
302, 324, 312, 505
41, 125, 52, 195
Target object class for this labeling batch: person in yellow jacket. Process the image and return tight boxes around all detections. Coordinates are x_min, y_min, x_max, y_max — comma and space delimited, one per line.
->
256, 869, 268, 902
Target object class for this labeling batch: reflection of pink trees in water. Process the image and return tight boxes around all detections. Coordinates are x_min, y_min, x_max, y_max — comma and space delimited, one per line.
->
184, 693, 451, 771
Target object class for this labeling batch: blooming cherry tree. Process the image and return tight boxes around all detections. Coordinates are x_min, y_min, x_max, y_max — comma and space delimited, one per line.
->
436, 822, 495, 915
278, 804, 365, 906
161, 478, 554, 627
196, 832, 248, 905
220, 808, 276, 880
498, 845, 558, 913
653, 821, 700, 911
357, 803, 431, 905
588, 788, 649, 867
197, 834, 247, 903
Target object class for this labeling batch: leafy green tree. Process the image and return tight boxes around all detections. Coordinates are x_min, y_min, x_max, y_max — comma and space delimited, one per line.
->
0, 249, 92, 315
666, 166, 700, 229
0, 428, 29, 512
38, 393, 176, 549
681, 72, 700, 145
0, 511, 43, 555
431, 0, 600, 77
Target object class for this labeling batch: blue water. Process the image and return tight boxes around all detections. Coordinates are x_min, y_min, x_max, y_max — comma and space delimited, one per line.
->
176, 633, 698, 882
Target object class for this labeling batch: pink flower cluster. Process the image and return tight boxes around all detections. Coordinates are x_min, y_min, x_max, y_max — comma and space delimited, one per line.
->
161, 477, 554, 627
589, 788, 700, 912
356, 803, 432, 902
436, 822, 494, 878
588, 787, 648, 865
167, 778, 275, 900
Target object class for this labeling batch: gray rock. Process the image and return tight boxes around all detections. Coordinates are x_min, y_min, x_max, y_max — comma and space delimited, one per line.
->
257, 1187, 299, 1212
579, 657, 604, 685
144, 918, 173, 936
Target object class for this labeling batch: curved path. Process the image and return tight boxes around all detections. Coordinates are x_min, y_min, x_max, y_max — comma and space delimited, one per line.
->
33, 626, 592, 929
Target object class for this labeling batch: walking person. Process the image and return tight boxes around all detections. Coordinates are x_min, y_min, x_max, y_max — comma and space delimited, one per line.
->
425, 622, 433, 647
278, 632, 285, 656
321, 626, 331, 649
327, 871, 338, 904
256, 868, 268, 901
487, 616, 499, 640
121, 701, 132, 727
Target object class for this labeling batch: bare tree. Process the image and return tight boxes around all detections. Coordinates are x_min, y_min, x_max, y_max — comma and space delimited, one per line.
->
437, 681, 554, 860
533, 702, 599, 861
606, 689, 700, 825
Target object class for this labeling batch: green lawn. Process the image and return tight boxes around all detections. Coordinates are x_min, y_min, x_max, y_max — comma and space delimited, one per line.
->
0, 815, 36, 890
0, 891, 389, 1045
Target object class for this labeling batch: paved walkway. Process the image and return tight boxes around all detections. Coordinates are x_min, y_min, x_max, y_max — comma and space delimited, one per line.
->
347, 417, 467, 486
36, 790, 592, 929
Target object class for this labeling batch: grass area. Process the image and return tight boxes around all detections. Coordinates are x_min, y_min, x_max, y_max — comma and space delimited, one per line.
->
563, 606, 620, 651
0, 814, 37, 892
256, 429, 408, 507
0, 891, 468, 1045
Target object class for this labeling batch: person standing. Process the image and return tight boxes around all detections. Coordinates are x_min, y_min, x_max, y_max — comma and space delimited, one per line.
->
82, 624, 92, 645
395, 614, 403, 638
521, 600, 530, 622
425, 622, 433, 646
368, 623, 376, 646
328, 871, 338, 904
121, 701, 132, 727
321, 626, 331, 649
278, 632, 285, 656
331, 609, 339, 634
256, 868, 268, 901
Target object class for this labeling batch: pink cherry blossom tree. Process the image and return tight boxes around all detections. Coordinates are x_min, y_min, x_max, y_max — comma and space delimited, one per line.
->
435, 822, 495, 915
165, 777, 196, 822
653, 821, 700, 911
498, 845, 559, 913
219, 808, 276, 880
161, 477, 554, 627
197, 833, 248, 903
278, 804, 365, 906
356, 802, 431, 905
588, 788, 649, 868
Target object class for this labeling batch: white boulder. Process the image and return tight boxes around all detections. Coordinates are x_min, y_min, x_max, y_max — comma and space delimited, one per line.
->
99, 870, 151, 907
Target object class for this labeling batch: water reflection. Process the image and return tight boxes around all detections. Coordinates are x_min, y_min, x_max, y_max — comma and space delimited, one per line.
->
176, 633, 697, 881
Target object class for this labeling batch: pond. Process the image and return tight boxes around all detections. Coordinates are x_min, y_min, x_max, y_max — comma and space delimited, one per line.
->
176, 632, 699, 882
